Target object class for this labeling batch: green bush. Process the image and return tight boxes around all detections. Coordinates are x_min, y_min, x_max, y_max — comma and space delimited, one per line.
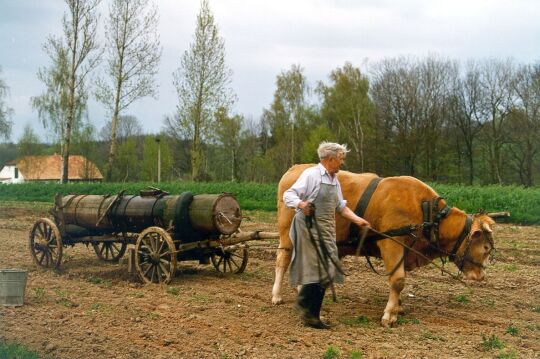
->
0, 181, 538, 223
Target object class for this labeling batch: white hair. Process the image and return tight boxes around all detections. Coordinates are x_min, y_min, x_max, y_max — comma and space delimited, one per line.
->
317, 142, 349, 160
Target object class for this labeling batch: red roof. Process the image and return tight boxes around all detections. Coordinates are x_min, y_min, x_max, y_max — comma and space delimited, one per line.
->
15, 155, 103, 181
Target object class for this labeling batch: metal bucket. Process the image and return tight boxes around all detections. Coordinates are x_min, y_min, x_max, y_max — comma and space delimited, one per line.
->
0, 269, 28, 306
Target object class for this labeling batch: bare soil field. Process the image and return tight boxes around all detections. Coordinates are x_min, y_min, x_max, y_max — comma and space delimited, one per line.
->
0, 205, 539, 359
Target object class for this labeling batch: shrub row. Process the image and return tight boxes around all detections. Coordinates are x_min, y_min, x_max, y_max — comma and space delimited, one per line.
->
0, 181, 538, 224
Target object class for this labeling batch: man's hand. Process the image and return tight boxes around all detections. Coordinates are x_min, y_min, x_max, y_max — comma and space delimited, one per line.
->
298, 201, 313, 216
354, 217, 370, 228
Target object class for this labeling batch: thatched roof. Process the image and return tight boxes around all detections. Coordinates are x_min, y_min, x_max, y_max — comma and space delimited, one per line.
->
15, 155, 103, 181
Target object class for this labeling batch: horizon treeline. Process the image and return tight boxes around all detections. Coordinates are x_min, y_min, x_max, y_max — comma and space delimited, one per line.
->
4, 56, 539, 186
0, 0, 538, 186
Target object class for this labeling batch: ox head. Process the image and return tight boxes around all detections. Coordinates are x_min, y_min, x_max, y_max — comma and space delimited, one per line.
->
452, 212, 498, 281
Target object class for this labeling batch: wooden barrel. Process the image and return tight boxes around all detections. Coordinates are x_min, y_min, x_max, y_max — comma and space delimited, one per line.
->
62, 195, 117, 229
188, 193, 242, 235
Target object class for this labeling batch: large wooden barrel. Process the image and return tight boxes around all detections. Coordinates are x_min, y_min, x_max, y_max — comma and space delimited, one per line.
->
62, 195, 117, 229
188, 194, 242, 235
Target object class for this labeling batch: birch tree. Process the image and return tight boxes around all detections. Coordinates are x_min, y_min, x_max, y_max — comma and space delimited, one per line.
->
0, 67, 13, 140
96, 0, 162, 181
32, 0, 101, 183
166, 0, 235, 180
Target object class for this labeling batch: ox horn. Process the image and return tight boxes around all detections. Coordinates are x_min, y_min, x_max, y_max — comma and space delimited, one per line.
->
486, 211, 511, 219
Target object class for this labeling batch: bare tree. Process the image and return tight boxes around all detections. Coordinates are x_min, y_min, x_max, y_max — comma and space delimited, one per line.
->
96, 0, 162, 181
0, 67, 13, 140
32, 0, 101, 183
99, 114, 143, 142
507, 63, 540, 186
479, 59, 516, 184
166, 0, 235, 180
448, 61, 488, 184
417, 56, 457, 180
371, 57, 422, 176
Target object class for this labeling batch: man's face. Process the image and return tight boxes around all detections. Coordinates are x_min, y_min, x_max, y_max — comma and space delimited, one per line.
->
327, 152, 345, 175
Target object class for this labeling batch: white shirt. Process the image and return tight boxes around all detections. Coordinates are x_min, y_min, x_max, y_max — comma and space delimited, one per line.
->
283, 163, 347, 212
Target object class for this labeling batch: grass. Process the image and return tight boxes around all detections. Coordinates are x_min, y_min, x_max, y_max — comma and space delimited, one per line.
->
86, 276, 112, 287
497, 348, 517, 359
420, 330, 443, 341
396, 317, 420, 325
0, 341, 40, 359
339, 315, 370, 327
166, 287, 180, 296
481, 334, 505, 351
54, 289, 76, 308
187, 294, 211, 303
505, 326, 518, 336
503, 264, 518, 272
454, 294, 469, 303
532, 306, 540, 313
323, 345, 340, 359
349, 350, 363, 359
32, 287, 46, 302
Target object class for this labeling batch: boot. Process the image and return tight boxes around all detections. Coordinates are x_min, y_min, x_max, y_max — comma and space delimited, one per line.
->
295, 284, 330, 329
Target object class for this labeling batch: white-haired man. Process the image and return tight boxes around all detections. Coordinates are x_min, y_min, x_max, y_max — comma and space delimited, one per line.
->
283, 142, 370, 329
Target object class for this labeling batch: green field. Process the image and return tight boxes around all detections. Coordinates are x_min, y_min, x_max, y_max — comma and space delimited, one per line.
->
0, 181, 538, 224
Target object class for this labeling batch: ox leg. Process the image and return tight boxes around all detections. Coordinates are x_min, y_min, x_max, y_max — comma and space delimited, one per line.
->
272, 246, 292, 305
379, 242, 406, 327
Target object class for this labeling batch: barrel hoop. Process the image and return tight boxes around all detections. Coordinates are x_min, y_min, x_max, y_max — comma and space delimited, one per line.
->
150, 197, 161, 226
173, 192, 194, 237
118, 195, 136, 231
73, 195, 87, 227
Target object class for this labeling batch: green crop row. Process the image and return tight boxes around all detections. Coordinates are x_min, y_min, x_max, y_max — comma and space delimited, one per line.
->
0, 181, 538, 224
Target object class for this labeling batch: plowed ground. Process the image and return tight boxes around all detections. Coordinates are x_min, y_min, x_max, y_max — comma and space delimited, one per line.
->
0, 205, 539, 358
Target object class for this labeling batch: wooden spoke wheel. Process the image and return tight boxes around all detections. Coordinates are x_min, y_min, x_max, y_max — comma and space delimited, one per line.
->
92, 241, 127, 262
29, 218, 63, 269
135, 227, 177, 284
211, 245, 248, 274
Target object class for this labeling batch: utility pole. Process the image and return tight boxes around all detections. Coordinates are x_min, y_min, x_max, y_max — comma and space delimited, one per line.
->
155, 136, 161, 183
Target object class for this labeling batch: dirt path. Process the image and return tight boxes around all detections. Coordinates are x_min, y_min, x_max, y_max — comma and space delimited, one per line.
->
0, 207, 539, 358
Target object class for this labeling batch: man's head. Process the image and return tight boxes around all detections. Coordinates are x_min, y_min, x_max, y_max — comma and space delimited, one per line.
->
318, 142, 348, 175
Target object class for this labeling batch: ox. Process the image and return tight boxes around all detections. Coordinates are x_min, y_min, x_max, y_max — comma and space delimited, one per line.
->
272, 164, 497, 327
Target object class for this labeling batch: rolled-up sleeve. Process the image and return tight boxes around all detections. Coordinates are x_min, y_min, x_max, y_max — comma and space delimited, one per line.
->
283, 170, 311, 209
335, 181, 348, 212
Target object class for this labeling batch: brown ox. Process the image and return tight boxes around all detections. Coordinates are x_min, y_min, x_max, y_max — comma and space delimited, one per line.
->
271, 164, 496, 327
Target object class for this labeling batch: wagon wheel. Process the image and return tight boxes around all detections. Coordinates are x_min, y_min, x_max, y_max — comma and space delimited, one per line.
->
28, 218, 63, 269
135, 227, 177, 284
211, 245, 248, 274
92, 241, 127, 262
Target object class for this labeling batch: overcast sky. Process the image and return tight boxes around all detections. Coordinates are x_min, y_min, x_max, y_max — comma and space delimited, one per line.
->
1, 0, 539, 142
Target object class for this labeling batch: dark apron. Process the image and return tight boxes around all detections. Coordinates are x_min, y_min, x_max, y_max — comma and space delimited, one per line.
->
289, 182, 344, 286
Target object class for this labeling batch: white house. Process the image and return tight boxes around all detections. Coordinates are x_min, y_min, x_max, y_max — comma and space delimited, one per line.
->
0, 160, 24, 184
0, 155, 103, 184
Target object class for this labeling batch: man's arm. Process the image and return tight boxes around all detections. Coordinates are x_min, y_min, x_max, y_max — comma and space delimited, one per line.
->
339, 206, 370, 228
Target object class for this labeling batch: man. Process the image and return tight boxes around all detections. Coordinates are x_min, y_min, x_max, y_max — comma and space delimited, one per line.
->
283, 142, 370, 329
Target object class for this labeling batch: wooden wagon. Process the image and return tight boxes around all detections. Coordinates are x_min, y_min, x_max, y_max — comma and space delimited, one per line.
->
28, 188, 277, 284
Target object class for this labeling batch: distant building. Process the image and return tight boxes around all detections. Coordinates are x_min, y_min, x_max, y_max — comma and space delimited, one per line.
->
0, 155, 103, 183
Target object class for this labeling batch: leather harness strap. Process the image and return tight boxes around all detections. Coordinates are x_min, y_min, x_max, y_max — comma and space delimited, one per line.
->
349, 177, 382, 240
449, 215, 473, 262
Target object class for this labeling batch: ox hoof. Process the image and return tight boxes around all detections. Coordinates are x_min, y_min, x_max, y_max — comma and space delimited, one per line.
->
381, 316, 397, 328
272, 297, 284, 305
